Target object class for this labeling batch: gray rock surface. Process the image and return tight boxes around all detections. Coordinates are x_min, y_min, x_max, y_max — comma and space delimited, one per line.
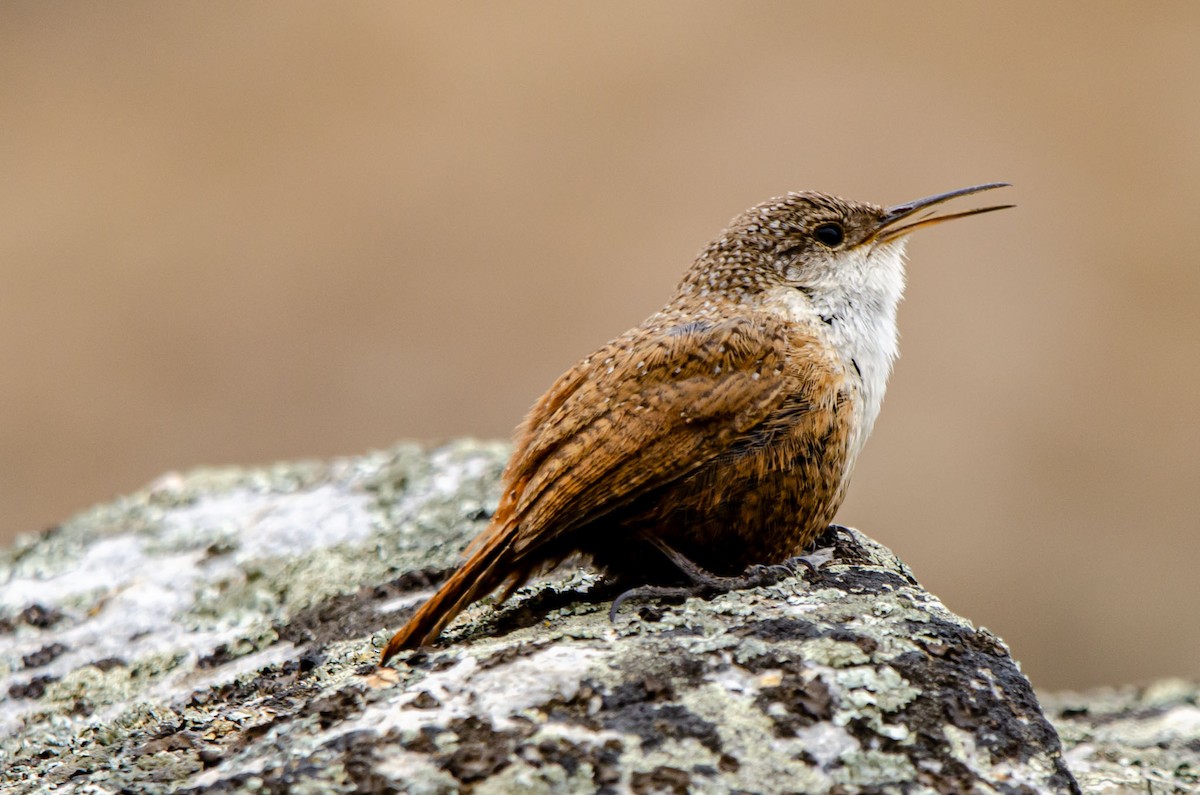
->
0, 441, 1176, 793
1042, 679, 1200, 794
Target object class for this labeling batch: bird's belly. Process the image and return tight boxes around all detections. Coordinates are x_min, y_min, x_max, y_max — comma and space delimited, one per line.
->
592, 392, 856, 575
660, 447, 848, 570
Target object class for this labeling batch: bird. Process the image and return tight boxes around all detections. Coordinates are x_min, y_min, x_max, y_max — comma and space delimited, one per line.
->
379, 183, 1012, 664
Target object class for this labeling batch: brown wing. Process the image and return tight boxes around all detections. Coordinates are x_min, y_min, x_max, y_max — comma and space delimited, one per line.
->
380, 312, 798, 660
500, 312, 794, 555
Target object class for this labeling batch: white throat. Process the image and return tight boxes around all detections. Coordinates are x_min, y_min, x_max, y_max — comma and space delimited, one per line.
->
771, 241, 908, 462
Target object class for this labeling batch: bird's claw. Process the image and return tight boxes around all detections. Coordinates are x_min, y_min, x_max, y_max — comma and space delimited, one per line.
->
608, 546, 835, 622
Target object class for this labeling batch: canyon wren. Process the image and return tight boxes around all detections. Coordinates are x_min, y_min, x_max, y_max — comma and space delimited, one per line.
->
380, 183, 1012, 664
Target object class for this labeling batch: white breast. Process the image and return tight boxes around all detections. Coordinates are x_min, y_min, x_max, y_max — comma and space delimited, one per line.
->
765, 241, 908, 467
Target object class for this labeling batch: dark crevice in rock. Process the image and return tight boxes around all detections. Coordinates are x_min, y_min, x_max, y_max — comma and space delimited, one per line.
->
7, 674, 58, 700
1, 603, 67, 634
276, 565, 450, 648
21, 642, 68, 669
631, 765, 692, 794
814, 568, 912, 595
605, 702, 721, 752
755, 668, 836, 737
457, 576, 624, 643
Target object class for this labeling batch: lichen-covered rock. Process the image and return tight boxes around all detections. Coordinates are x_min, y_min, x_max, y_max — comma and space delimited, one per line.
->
1042, 679, 1200, 795
0, 441, 1084, 793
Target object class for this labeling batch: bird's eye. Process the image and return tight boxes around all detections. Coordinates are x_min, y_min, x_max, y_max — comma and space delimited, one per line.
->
813, 222, 845, 248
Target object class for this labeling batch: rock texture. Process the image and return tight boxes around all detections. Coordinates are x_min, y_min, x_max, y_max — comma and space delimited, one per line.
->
0, 441, 1176, 793
1042, 679, 1200, 794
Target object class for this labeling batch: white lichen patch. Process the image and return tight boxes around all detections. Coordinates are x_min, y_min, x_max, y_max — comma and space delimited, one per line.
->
799, 637, 873, 668
829, 749, 917, 788
368, 746, 466, 795
472, 760, 596, 795
475, 646, 607, 723
374, 590, 436, 616
356, 643, 609, 740
1, 535, 151, 610
0, 484, 378, 729
831, 665, 919, 713
161, 485, 374, 560
792, 722, 861, 768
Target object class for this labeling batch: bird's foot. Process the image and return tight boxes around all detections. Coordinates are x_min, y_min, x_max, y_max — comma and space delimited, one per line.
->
780, 546, 836, 575
608, 585, 699, 622
608, 540, 834, 622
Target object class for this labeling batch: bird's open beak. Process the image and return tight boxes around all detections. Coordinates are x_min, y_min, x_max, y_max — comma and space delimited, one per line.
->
874, 182, 1013, 242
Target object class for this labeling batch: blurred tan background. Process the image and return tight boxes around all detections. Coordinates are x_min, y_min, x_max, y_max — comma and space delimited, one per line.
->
2, 2, 1198, 691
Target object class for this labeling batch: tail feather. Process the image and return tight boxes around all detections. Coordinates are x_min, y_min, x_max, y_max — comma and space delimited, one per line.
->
379, 525, 518, 664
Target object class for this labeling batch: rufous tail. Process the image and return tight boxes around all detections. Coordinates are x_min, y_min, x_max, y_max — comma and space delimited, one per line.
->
378, 525, 519, 665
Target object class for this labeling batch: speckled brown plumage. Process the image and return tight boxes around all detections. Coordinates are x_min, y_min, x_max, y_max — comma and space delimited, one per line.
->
380, 184, 1011, 662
